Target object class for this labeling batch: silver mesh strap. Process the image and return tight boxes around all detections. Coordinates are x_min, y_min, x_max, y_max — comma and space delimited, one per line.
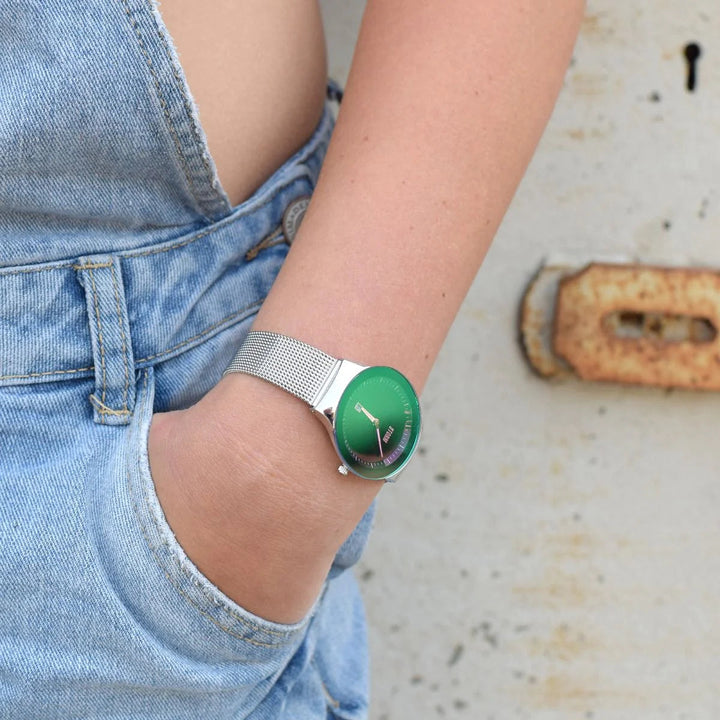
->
223, 331, 340, 405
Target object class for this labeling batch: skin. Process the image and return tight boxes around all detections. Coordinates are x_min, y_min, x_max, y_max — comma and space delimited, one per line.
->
149, 0, 586, 623
157, 0, 328, 206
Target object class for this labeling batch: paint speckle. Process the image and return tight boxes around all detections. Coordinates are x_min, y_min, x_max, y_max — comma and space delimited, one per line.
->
473, 622, 498, 648
448, 644, 465, 666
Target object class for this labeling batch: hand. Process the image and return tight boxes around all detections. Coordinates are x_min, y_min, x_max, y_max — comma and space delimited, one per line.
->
146, 372, 382, 624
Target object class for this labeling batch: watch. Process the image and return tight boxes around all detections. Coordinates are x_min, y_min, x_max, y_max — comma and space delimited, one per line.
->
223, 331, 421, 482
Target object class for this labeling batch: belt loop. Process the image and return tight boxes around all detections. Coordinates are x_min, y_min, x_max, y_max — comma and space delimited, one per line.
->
75, 255, 136, 425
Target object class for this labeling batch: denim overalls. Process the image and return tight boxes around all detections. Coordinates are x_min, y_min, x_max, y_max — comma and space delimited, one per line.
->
0, 2, 371, 717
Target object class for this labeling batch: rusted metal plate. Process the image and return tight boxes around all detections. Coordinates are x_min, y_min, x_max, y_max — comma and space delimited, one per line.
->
553, 263, 720, 390
521, 264, 577, 379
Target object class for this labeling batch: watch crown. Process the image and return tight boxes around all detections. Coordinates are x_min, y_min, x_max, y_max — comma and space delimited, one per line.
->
338, 465, 349, 476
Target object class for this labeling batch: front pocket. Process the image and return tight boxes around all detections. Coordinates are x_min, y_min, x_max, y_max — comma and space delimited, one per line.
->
90, 366, 315, 715
128, 367, 314, 644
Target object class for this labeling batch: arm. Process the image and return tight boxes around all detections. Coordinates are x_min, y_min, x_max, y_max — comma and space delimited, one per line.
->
149, 0, 585, 623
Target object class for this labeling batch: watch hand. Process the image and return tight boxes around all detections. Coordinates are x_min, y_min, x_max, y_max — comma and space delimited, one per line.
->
376, 426, 384, 459
355, 402, 379, 426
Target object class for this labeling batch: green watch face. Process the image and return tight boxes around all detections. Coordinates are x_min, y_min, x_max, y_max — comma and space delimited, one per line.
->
334, 366, 421, 481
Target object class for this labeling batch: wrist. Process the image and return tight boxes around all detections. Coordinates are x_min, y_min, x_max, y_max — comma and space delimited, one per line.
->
203, 371, 383, 519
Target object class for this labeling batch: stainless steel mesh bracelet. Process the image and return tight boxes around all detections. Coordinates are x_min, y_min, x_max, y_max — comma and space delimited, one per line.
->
223, 331, 341, 406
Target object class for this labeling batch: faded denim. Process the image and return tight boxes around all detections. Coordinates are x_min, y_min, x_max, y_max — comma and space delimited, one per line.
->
0, 1, 371, 718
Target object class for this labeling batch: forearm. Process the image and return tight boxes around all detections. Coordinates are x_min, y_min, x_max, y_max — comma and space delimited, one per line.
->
151, 0, 584, 623
251, 0, 584, 385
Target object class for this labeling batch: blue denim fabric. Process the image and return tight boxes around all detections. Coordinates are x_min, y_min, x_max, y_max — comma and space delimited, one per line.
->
0, 2, 372, 718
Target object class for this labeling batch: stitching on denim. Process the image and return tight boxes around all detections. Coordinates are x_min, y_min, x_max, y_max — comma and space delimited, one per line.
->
129, 494, 289, 649
138, 481, 296, 643
87, 268, 107, 424
314, 661, 342, 711
120, 0, 196, 200
0, 261, 109, 278
245, 225, 284, 261
136, 299, 263, 363
89, 394, 131, 416
123, 174, 309, 260
313, 657, 346, 714
126, 370, 298, 646
0, 366, 94, 381
0, 263, 75, 277
73, 262, 113, 270
109, 262, 131, 410
145, 0, 216, 186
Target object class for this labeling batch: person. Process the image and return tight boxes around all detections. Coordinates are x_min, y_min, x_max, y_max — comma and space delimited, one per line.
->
0, 1, 584, 717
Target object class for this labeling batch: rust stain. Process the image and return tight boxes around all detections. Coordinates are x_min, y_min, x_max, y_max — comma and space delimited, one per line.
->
513, 568, 588, 608
520, 265, 575, 378
464, 307, 486, 322
499, 464, 517, 479
581, 14, 601, 33
528, 624, 595, 661
566, 127, 611, 141
515, 531, 632, 563
545, 475, 607, 508
569, 72, 612, 96
527, 674, 640, 711
580, 12, 615, 37
544, 532, 596, 560
579, 13, 616, 42
536, 674, 597, 706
